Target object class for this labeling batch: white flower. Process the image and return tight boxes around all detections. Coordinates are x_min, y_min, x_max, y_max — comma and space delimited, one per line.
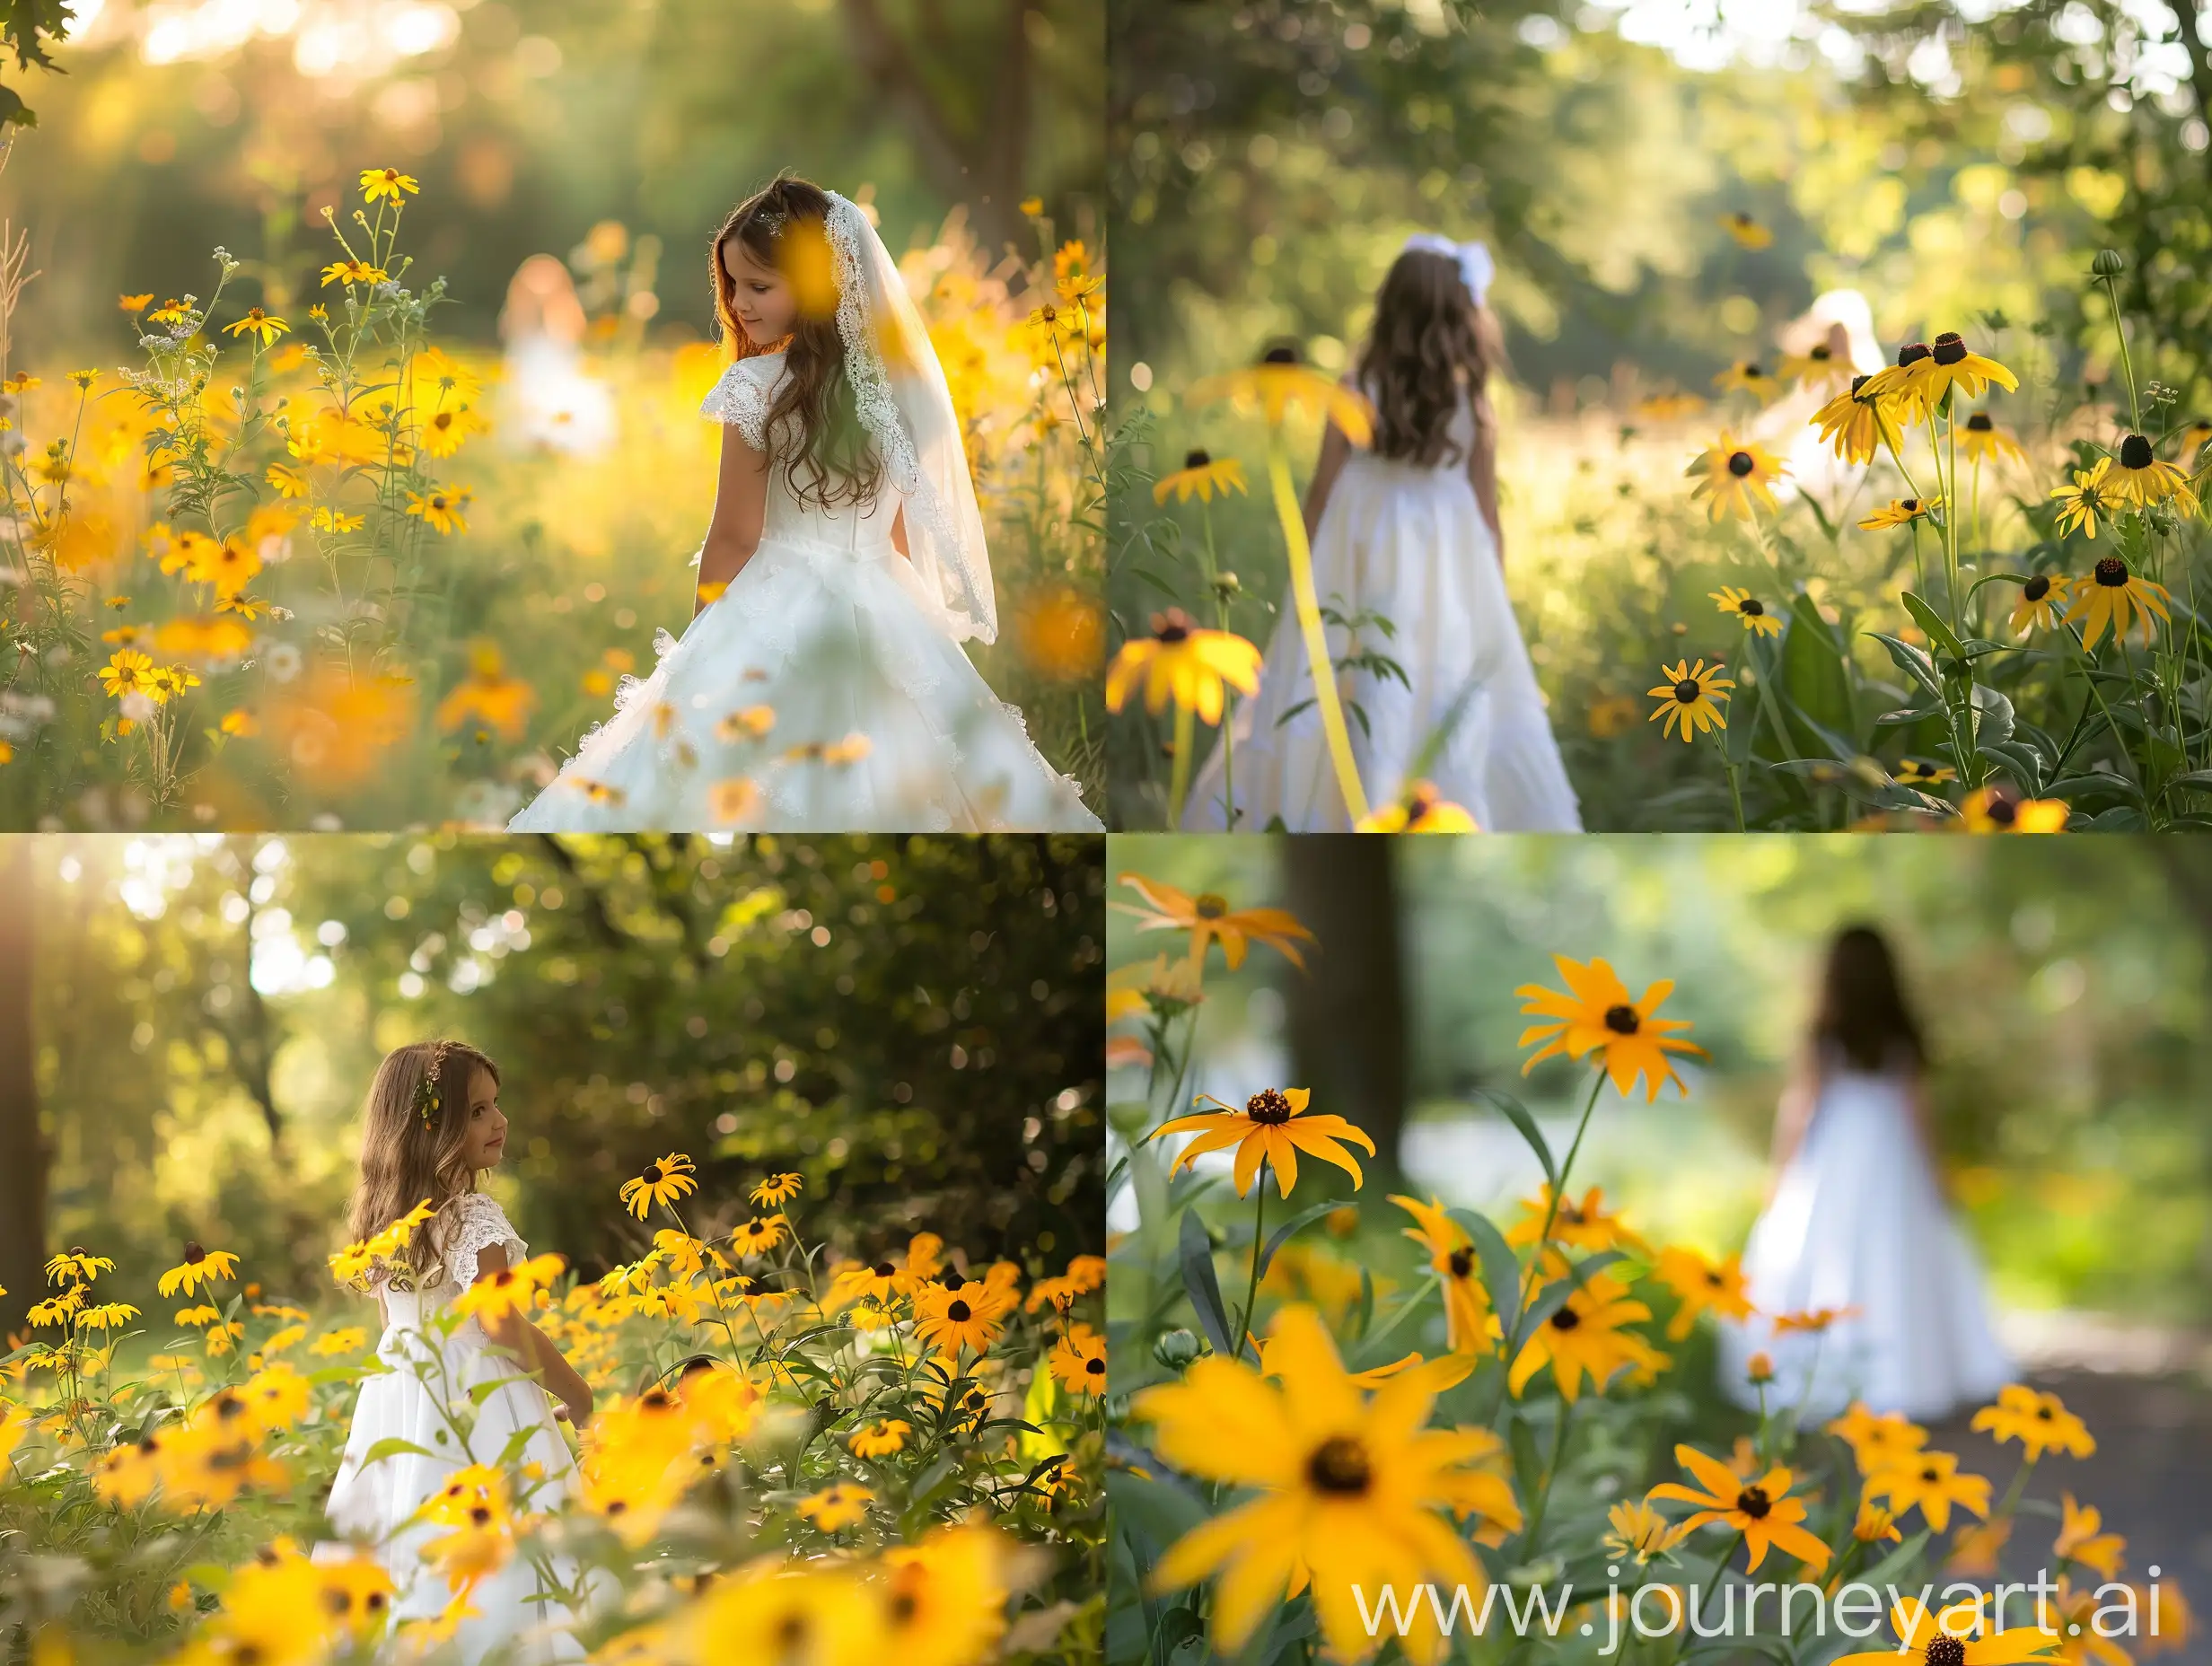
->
264, 642, 303, 684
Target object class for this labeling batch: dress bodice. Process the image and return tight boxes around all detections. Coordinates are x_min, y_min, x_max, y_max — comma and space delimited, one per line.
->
1349, 373, 1479, 477
701, 353, 901, 557
374, 1192, 527, 1333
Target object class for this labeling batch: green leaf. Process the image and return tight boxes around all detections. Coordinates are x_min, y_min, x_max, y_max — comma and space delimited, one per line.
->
1900, 592, 1968, 667
1177, 1207, 1234, 1356
1781, 592, 1856, 745
357, 1436, 435, 1469
468, 1372, 534, 1405
1105, 1467, 1210, 1561
1871, 633, 1944, 700
1470, 1086, 1556, 1188
1451, 1206, 1525, 1345
1254, 1199, 1348, 1286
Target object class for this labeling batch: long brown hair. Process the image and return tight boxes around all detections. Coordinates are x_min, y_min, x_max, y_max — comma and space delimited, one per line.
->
709, 174, 884, 511
1354, 248, 1506, 467
346, 1040, 501, 1286
1811, 926, 1927, 1074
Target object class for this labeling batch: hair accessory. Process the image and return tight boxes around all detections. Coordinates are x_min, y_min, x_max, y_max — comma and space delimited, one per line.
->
1401, 233, 1495, 309
414, 1040, 452, 1128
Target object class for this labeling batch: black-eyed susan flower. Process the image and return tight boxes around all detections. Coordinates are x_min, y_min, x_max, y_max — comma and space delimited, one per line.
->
848, 1417, 911, 1459
2008, 573, 2064, 636
2105, 432, 2199, 513
1647, 658, 1733, 743
1189, 346, 1376, 445
1652, 1245, 1753, 1340
1104, 608, 1260, 725
1148, 1087, 1376, 1198
1711, 586, 1782, 637
1516, 954, 1706, 1101
1971, 1384, 2095, 1460
1911, 331, 2019, 408
46, 1249, 116, 1285
1712, 360, 1780, 401
1604, 1499, 1692, 1564
914, 1278, 1012, 1355
619, 1153, 698, 1220
1117, 873, 1314, 969
726, 1214, 788, 1257
1390, 1194, 1499, 1354
101, 648, 156, 700
1859, 341, 1936, 427
1859, 495, 1941, 530
2052, 1492, 2125, 1578
1686, 432, 1786, 522
1778, 340, 1853, 392
1134, 1304, 1514, 1663
1507, 1267, 1667, 1403
451, 1253, 566, 1325
76, 1301, 141, 1331
1646, 1442, 1832, 1573
1353, 779, 1479, 831
223, 309, 289, 347
1505, 1183, 1649, 1257
2067, 555, 2169, 650
1720, 211, 1773, 249
1811, 375, 1885, 463
1854, 1500, 1905, 1545
1637, 390, 1707, 421
1828, 1594, 2060, 1666
1049, 1325, 1107, 1398
1893, 758, 1957, 788
405, 486, 471, 536
1961, 411, 2026, 466
360, 167, 421, 204
158, 1242, 240, 1298
1153, 448, 1249, 504
749, 1172, 803, 1207
1863, 1449, 1992, 1532
2052, 457, 2118, 540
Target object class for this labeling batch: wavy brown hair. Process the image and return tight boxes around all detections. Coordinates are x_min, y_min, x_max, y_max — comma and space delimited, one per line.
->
710, 174, 884, 511
1354, 248, 1507, 468
1812, 925, 1927, 1074
346, 1040, 501, 1288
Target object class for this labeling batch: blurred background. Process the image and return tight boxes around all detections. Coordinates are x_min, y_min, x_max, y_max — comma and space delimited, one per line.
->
1107, 832, 2212, 1640
0, 0, 1105, 827
0, 830, 1104, 1337
1106, 0, 2212, 826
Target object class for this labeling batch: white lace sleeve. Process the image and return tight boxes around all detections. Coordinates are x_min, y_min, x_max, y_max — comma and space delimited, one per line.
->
698, 355, 786, 452
439, 1192, 528, 1282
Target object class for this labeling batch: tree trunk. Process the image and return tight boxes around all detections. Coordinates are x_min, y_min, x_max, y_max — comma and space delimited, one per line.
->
0, 839, 46, 1339
1281, 836, 1408, 1184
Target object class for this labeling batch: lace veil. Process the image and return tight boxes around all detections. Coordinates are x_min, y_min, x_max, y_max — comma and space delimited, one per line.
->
823, 191, 997, 645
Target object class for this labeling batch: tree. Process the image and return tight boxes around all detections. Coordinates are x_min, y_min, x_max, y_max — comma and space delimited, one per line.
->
0, 836, 41, 1338
1282, 835, 1407, 1182
0, 0, 70, 130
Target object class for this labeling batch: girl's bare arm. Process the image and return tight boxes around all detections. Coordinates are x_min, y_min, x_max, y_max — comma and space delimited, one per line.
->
474, 1245, 593, 1425
697, 426, 771, 615
1303, 422, 1354, 543
1466, 392, 1504, 566
1766, 1049, 1820, 1198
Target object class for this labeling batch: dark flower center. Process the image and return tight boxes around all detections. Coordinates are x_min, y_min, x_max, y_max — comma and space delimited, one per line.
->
1448, 1248, 1475, 1278
1967, 412, 1993, 432
2037, 1405, 2054, 1420
1900, 498, 1919, 513
1743, 364, 1766, 379
1674, 680, 1701, 704
947, 1300, 973, 1323
1184, 448, 1210, 469
1927, 1639, 1968, 1666
2094, 557, 2129, 588
1985, 794, 2018, 828
2120, 434, 2154, 469
1740, 597, 1764, 616
1245, 1088, 1295, 1124
1550, 1306, 1583, 1330
873, 1261, 897, 1277
1851, 374, 1871, 396
642, 1164, 663, 1185
1306, 1435, 1374, 1495
470, 1505, 491, 1526
1921, 1465, 1943, 1482
1262, 345, 1299, 365
1932, 332, 1967, 365
184, 1242, 206, 1263
1085, 1355, 1105, 1374
1605, 1004, 1641, 1034
2024, 575, 2050, 601
1728, 451, 1754, 477
1736, 1486, 1772, 1519
1810, 344, 1831, 361
1153, 606, 1194, 644
1194, 893, 1228, 918
1898, 342, 1931, 366
1706, 1270, 1725, 1286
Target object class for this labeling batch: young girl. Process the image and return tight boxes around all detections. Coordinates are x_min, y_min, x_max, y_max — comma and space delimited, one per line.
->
1181, 236, 1581, 831
323, 1041, 594, 1661
507, 174, 1099, 833
1718, 927, 2012, 1422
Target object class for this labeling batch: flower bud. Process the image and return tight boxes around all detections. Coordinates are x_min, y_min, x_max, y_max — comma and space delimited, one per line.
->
2092, 249, 2126, 277
1153, 1327, 1202, 1370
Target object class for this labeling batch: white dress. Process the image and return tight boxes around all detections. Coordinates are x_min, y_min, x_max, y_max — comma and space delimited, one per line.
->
323, 1193, 584, 1662
507, 352, 1100, 833
1180, 380, 1581, 832
1718, 1063, 2013, 1423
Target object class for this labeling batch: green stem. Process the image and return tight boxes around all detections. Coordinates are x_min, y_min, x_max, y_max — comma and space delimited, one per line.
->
1235, 1163, 1268, 1362
1167, 697, 1194, 829
2100, 273, 2144, 436
1519, 1398, 1575, 1557
1488, 1072, 1607, 1419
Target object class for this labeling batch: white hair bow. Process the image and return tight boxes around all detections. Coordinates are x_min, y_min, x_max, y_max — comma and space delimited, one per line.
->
1401, 233, 1495, 307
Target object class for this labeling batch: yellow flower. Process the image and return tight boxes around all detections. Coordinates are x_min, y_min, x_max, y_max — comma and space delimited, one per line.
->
100, 649, 156, 700
1516, 954, 1706, 1101
1647, 658, 1733, 744
1911, 331, 2020, 408
2105, 432, 2199, 513
828, 1232, 943, 1306
1390, 1194, 1499, 1354
726, 1214, 788, 1257
1117, 872, 1314, 969
1855, 1500, 1904, 1544
360, 167, 421, 204
1505, 1184, 1648, 1257
1859, 341, 1937, 427
1971, 1384, 2095, 1460
1712, 360, 1780, 401
405, 485, 471, 535
311, 506, 364, 534
1686, 432, 1786, 521
1810, 375, 1886, 463
185, 533, 262, 597
1354, 780, 1479, 832
1605, 1499, 1692, 1564
1134, 1304, 1510, 1664
1961, 411, 2027, 466
619, 1153, 697, 1219
1859, 495, 1941, 530
1147, 1087, 1377, 1198
419, 404, 487, 459
915, 1277, 1014, 1355
707, 777, 760, 825
797, 1481, 873, 1531
1778, 339, 1854, 392
1893, 758, 1956, 788
1153, 449, 1248, 504
1647, 1442, 1831, 1573
1508, 1268, 1666, 1404
172, 1303, 222, 1327
120, 293, 154, 311
76, 1302, 141, 1330
1188, 346, 1376, 445
434, 641, 536, 741
311, 1327, 367, 1356
157, 1242, 240, 1298
1652, 1245, 1753, 1339
1, 372, 38, 392
1049, 1325, 1108, 1397
1719, 211, 1772, 249
319, 259, 389, 288
2052, 1492, 2126, 1579
2008, 574, 2064, 636
1104, 608, 1261, 724
1827, 1595, 2060, 1666
450, 1253, 567, 1325
2067, 556, 2169, 650
715, 705, 777, 742
2052, 457, 2118, 540
1637, 390, 1707, 421
224, 309, 289, 346
1863, 1449, 1992, 1532
847, 1418, 911, 1459
1710, 586, 1782, 637
67, 368, 98, 390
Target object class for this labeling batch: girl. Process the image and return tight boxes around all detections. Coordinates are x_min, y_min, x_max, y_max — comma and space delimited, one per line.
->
1181, 236, 1581, 831
1718, 927, 2012, 1422
323, 1041, 594, 1662
507, 174, 1099, 833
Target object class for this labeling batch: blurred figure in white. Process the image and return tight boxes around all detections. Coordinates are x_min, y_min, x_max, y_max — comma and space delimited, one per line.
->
498, 254, 616, 455
1763, 289, 1886, 513
1719, 925, 2012, 1423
